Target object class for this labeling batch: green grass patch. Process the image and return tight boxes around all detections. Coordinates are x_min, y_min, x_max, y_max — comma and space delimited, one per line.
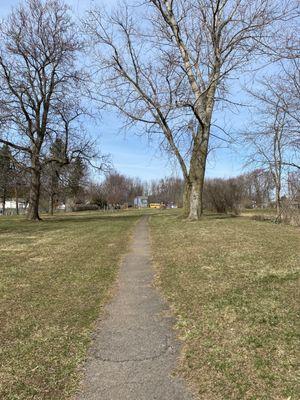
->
150, 211, 300, 399
0, 211, 139, 399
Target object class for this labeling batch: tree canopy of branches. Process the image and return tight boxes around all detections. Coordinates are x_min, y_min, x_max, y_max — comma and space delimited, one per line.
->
242, 4, 299, 220
100, 172, 144, 206
0, 0, 87, 220
85, 0, 294, 220
244, 66, 300, 218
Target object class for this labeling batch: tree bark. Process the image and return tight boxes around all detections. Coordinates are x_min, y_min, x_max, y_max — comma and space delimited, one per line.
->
27, 158, 42, 221
183, 181, 191, 217
187, 130, 209, 220
187, 166, 206, 220
275, 181, 281, 221
49, 193, 54, 216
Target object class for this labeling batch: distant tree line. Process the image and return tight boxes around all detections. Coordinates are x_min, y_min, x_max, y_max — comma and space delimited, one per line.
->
147, 177, 184, 207
147, 170, 300, 215
88, 169, 300, 215
88, 173, 144, 209
2, 154, 299, 218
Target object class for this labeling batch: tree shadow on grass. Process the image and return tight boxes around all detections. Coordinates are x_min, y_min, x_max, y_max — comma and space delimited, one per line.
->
204, 212, 239, 220
171, 211, 240, 221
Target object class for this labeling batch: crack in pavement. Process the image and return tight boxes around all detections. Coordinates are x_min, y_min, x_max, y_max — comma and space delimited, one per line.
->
76, 216, 195, 400
91, 339, 174, 363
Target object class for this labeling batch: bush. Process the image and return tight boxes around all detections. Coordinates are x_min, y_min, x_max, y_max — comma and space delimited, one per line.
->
203, 178, 243, 214
250, 214, 272, 222
72, 204, 100, 212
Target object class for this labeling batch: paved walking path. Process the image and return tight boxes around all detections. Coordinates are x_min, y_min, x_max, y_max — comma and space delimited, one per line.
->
76, 216, 195, 400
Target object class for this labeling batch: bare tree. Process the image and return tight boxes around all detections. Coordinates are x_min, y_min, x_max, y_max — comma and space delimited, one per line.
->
242, 5, 299, 221
246, 65, 300, 168
148, 177, 184, 206
100, 172, 142, 206
288, 171, 300, 200
243, 169, 274, 208
0, 0, 84, 220
85, 0, 293, 219
244, 85, 298, 219
245, 6, 299, 165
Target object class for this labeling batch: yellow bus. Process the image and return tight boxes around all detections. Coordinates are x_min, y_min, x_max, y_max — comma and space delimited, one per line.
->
149, 203, 162, 209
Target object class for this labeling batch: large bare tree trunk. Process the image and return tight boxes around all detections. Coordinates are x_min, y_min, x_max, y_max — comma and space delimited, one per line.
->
188, 164, 206, 220
188, 181, 201, 220
27, 157, 41, 221
183, 181, 191, 217
187, 131, 209, 220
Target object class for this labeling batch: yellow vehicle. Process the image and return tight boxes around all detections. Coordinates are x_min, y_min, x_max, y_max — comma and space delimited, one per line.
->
149, 203, 161, 209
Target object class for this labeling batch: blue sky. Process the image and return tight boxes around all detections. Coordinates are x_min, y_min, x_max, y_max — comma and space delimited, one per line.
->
0, 0, 245, 182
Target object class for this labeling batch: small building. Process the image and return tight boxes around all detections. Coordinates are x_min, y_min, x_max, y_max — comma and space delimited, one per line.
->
0, 199, 27, 215
134, 196, 148, 208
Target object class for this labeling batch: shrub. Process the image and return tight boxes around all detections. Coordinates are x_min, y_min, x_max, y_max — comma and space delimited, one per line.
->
72, 204, 100, 212
203, 178, 243, 214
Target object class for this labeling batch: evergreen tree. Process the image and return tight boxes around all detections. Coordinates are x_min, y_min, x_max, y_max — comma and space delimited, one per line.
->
47, 138, 65, 215
67, 156, 86, 205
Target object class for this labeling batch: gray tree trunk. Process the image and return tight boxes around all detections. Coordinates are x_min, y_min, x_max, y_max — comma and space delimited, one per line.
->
183, 181, 191, 217
187, 167, 206, 220
186, 131, 209, 220
275, 181, 282, 221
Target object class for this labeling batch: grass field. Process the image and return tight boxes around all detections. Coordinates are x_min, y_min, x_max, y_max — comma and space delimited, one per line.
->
0, 211, 139, 400
1, 209, 299, 399
150, 211, 300, 400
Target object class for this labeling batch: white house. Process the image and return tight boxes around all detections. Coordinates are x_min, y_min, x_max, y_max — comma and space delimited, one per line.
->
0, 199, 27, 214
134, 196, 148, 208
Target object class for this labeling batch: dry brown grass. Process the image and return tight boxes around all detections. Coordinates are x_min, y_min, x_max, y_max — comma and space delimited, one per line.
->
150, 211, 300, 400
0, 211, 139, 400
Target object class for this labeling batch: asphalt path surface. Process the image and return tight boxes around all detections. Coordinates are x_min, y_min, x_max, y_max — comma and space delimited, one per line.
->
76, 216, 195, 400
